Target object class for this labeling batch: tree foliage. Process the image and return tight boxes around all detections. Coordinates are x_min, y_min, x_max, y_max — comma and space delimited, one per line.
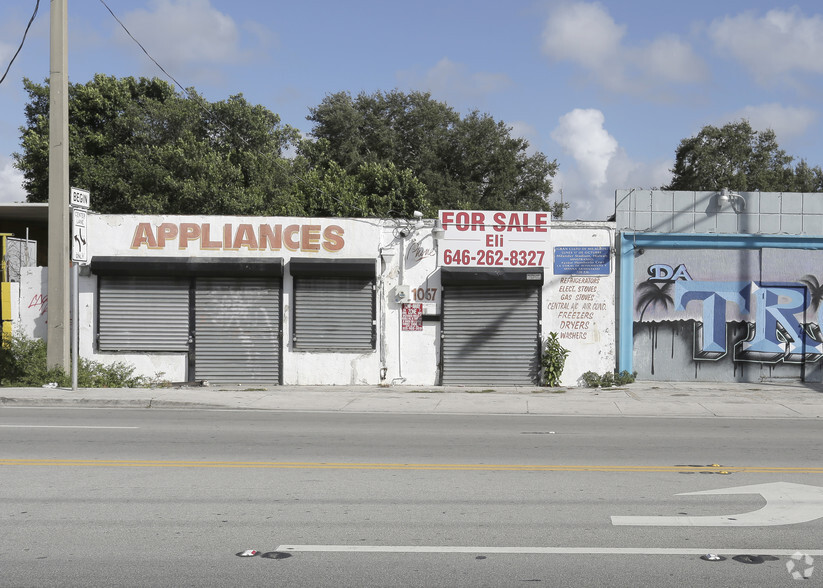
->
14, 78, 561, 217
16, 75, 306, 215
666, 120, 823, 192
306, 90, 565, 216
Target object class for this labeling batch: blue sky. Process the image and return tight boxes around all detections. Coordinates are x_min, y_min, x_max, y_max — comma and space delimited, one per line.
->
1, 1, 822, 220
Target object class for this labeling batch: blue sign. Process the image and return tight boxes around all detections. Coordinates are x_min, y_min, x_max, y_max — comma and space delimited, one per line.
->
554, 246, 611, 275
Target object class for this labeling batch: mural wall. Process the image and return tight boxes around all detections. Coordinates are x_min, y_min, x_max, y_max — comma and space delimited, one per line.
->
632, 246, 823, 382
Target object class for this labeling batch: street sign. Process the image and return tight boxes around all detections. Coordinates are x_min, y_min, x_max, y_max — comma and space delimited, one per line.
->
70, 187, 90, 209
71, 208, 88, 263
611, 482, 823, 527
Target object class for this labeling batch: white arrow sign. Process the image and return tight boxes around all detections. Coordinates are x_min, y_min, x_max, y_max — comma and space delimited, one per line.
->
611, 482, 823, 527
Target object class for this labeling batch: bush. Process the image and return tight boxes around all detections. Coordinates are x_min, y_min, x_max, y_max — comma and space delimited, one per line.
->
580, 369, 636, 388
580, 371, 601, 387
0, 333, 151, 387
614, 370, 637, 386
542, 332, 570, 387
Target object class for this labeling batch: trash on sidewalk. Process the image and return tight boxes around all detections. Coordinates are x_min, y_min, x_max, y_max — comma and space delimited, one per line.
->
41, 382, 58, 388
237, 549, 259, 557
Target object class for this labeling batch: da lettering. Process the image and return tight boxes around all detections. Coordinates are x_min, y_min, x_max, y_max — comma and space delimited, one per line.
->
648, 264, 692, 282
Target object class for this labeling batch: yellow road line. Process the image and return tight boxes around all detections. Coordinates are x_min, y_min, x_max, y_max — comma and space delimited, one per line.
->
1, 459, 822, 473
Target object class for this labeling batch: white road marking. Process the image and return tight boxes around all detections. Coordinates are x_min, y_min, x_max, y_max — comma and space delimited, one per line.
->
0, 425, 139, 429
612, 482, 823, 527
275, 545, 823, 556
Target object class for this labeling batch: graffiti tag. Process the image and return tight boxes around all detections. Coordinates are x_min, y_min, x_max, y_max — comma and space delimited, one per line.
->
28, 294, 48, 316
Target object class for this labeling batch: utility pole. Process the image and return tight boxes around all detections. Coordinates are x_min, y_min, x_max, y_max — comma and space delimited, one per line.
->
47, 0, 70, 371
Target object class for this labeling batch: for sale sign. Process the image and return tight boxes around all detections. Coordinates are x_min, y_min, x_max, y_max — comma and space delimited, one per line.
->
437, 210, 551, 268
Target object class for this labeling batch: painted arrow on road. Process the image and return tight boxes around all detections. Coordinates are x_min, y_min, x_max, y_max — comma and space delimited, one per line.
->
611, 482, 823, 527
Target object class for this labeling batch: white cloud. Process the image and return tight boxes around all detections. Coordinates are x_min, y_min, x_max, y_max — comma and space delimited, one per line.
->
709, 8, 823, 84
0, 156, 26, 203
541, 2, 707, 94
724, 103, 818, 141
397, 58, 511, 105
119, 0, 249, 75
639, 36, 707, 84
550, 108, 672, 220
551, 108, 617, 188
541, 2, 625, 70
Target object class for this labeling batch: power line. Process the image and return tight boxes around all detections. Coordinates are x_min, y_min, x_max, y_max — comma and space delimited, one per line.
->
97, 0, 247, 148
0, 0, 40, 87
97, 0, 375, 218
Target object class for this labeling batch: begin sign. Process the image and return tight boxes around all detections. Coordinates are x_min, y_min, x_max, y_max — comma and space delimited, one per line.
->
437, 210, 551, 268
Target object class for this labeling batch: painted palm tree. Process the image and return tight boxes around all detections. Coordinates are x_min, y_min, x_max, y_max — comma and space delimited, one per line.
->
800, 274, 823, 312
635, 281, 674, 322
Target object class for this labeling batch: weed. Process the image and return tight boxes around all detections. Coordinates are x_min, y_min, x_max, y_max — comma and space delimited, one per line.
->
0, 333, 153, 388
580, 370, 637, 388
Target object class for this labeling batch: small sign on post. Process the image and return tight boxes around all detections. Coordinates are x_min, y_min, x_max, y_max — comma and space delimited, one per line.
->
70, 187, 90, 209
71, 208, 88, 264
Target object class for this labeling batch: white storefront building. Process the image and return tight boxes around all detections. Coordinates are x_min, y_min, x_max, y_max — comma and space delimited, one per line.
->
14, 212, 616, 387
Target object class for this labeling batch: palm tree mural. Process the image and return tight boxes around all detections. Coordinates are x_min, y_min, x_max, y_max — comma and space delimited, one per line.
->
799, 274, 823, 343
800, 274, 823, 313
635, 281, 674, 322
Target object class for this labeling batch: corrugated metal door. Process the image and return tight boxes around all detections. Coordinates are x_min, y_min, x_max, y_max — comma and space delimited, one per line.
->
195, 277, 281, 384
293, 277, 375, 351
98, 276, 189, 351
441, 284, 540, 385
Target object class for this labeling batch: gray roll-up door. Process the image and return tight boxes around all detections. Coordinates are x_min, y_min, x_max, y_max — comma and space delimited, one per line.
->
98, 276, 190, 351
293, 276, 375, 351
441, 284, 540, 385
194, 277, 281, 384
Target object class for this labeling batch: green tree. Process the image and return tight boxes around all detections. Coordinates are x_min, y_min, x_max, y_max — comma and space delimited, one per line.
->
14, 74, 304, 215
290, 150, 432, 218
306, 90, 565, 217
792, 160, 823, 192
665, 120, 823, 192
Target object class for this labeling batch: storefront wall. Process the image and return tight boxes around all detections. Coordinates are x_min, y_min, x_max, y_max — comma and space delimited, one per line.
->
619, 233, 823, 383
85, 215, 384, 385
15, 213, 617, 387
616, 189, 823, 384
545, 222, 616, 386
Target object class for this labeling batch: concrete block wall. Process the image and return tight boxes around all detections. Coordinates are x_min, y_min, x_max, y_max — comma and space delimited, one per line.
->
615, 189, 823, 235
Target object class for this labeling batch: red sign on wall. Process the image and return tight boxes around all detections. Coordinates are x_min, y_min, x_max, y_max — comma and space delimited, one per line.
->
402, 303, 423, 331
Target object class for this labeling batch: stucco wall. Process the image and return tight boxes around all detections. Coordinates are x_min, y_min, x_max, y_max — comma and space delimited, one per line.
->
620, 233, 823, 383
545, 222, 616, 386
22, 214, 617, 387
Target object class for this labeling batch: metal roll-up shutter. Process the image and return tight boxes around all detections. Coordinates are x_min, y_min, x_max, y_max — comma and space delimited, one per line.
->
293, 276, 375, 351
195, 277, 281, 384
442, 284, 540, 385
98, 276, 189, 351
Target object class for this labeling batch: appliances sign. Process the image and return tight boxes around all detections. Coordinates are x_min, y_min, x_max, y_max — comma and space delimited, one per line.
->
437, 210, 551, 268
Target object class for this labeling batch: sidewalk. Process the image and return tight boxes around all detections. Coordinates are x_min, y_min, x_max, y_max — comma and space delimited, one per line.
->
2, 380, 823, 418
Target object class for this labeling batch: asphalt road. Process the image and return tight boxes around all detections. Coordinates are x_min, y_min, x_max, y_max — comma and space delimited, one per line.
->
0, 408, 821, 587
